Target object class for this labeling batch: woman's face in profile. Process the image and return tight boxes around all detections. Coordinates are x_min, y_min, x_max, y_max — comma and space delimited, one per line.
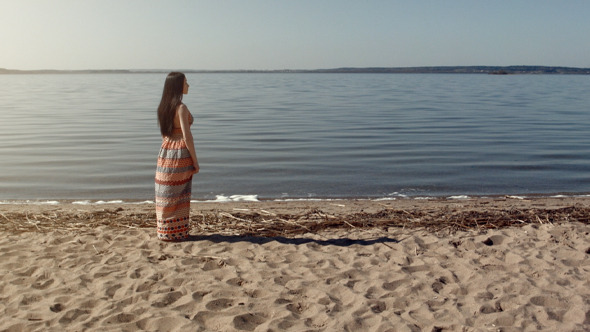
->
183, 78, 189, 94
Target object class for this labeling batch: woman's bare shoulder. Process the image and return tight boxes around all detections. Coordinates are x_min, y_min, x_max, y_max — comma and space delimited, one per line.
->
177, 103, 190, 116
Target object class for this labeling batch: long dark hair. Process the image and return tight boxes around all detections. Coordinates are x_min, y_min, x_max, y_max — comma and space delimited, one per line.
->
157, 72, 185, 137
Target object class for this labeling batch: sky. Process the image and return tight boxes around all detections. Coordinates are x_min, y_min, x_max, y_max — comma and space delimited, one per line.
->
1, 0, 589, 70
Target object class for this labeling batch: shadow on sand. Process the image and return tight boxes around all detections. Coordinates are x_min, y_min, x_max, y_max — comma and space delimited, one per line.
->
187, 234, 399, 247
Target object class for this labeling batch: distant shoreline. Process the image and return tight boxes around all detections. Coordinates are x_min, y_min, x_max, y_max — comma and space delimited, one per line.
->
1, 65, 590, 75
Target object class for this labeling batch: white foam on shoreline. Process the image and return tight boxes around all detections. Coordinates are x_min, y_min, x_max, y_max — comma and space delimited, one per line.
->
199, 195, 260, 203
72, 200, 125, 205
2, 193, 590, 205
0, 200, 60, 205
372, 197, 397, 201
448, 195, 470, 200
506, 195, 526, 200
0, 200, 154, 205
276, 198, 345, 202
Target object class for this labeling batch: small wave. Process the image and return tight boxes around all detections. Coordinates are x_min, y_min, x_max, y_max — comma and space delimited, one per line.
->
371, 191, 413, 201
200, 195, 260, 203
96, 200, 124, 204
133, 200, 155, 204
448, 195, 470, 200
275, 198, 344, 202
372, 197, 397, 201
2, 193, 590, 206
73, 200, 125, 205
0, 200, 60, 205
506, 195, 526, 200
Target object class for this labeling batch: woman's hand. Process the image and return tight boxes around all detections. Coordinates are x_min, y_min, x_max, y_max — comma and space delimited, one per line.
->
178, 104, 200, 176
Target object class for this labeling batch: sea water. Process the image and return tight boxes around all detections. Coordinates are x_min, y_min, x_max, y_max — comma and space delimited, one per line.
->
1, 73, 589, 201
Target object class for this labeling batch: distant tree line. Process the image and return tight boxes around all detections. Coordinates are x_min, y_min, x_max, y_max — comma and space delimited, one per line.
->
309, 66, 590, 74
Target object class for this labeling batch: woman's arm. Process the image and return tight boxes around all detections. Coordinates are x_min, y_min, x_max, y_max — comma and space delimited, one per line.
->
178, 104, 200, 174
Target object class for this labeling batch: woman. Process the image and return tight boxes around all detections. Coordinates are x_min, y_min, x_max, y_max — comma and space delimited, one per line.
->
155, 72, 199, 241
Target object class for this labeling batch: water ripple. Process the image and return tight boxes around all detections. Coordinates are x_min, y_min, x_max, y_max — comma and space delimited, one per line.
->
1, 73, 589, 199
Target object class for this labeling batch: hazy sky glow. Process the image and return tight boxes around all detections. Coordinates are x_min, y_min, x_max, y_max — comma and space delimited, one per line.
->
1, 0, 589, 70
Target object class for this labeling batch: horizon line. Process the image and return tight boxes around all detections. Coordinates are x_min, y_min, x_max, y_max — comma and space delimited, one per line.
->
2, 65, 590, 70
1, 65, 590, 74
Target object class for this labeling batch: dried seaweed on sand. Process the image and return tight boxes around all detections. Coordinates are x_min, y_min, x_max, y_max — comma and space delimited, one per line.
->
1, 204, 589, 237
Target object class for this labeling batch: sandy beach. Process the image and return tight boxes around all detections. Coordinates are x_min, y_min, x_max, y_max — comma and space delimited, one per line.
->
1, 196, 589, 331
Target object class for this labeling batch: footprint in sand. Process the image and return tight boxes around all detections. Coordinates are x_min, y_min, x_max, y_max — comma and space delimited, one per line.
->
479, 302, 503, 314
31, 278, 54, 290
364, 286, 380, 299
93, 268, 115, 279
286, 302, 308, 315
191, 291, 210, 302
20, 294, 42, 306
50, 303, 64, 313
475, 291, 494, 301
369, 300, 387, 313
202, 259, 226, 271
137, 316, 184, 331
273, 275, 296, 286
494, 315, 515, 327
321, 296, 344, 316
529, 295, 567, 308
129, 268, 142, 279
136, 280, 156, 293
79, 299, 100, 310
105, 284, 122, 298
226, 277, 246, 287
340, 269, 363, 288
180, 257, 202, 266
277, 319, 297, 330
401, 265, 429, 273
245, 289, 267, 299
274, 298, 292, 305
58, 308, 91, 324
382, 278, 410, 291
205, 298, 234, 311
15, 266, 39, 277
482, 235, 504, 246
102, 312, 136, 325
344, 280, 358, 289
341, 269, 363, 280
191, 311, 210, 326
233, 313, 267, 331
431, 276, 449, 294
103, 254, 124, 265
151, 291, 183, 308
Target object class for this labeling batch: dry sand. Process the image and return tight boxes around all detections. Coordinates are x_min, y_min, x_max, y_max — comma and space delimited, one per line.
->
1, 197, 589, 331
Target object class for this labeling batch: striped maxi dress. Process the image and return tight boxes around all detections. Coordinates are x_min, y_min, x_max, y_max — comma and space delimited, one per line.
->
155, 121, 195, 241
